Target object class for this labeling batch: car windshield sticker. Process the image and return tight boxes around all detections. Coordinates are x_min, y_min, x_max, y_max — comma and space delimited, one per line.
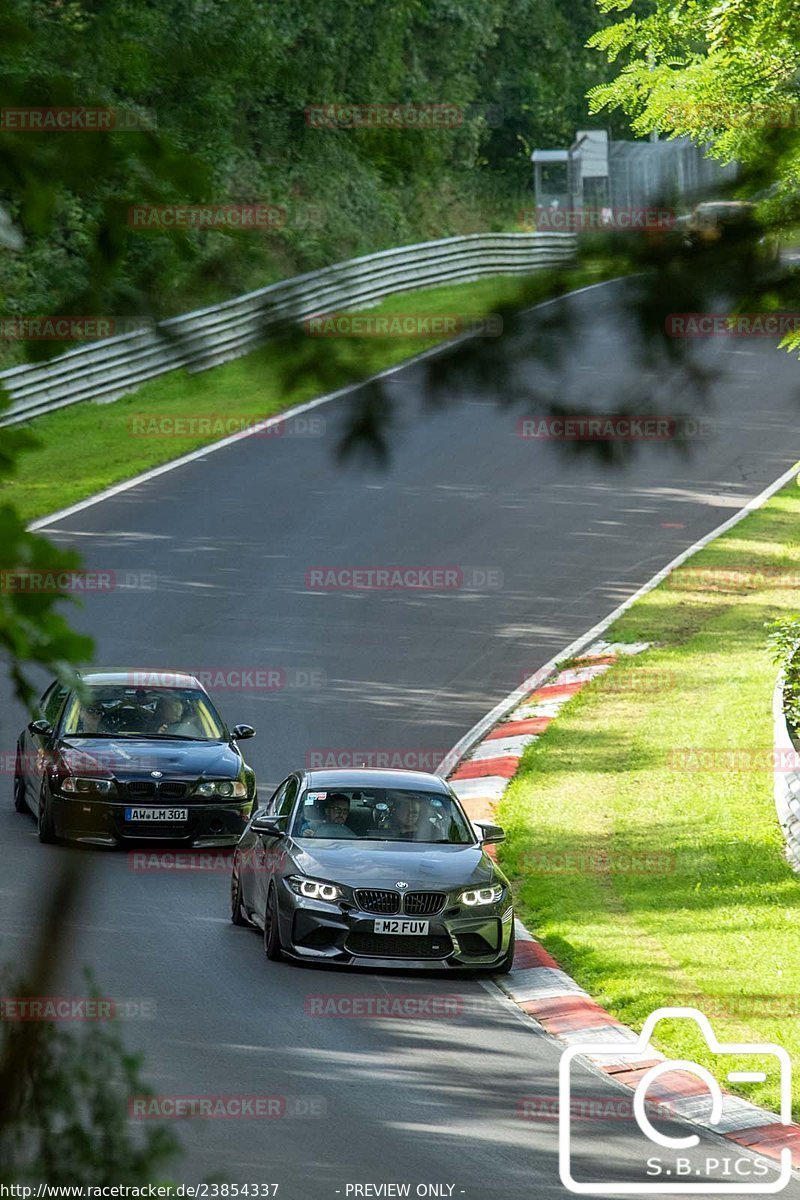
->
305, 791, 327, 804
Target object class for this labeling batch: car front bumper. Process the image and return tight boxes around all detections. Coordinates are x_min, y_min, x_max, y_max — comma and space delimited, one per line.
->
276, 887, 514, 970
51, 795, 254, 847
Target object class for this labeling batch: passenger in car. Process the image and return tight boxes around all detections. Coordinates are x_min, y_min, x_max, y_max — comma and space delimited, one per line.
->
153, 694, 200, 737
388, 795, 430, 840
76, 704, 105, 735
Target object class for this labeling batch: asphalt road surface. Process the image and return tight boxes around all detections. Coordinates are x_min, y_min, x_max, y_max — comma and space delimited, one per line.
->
2, 277, 799, 1197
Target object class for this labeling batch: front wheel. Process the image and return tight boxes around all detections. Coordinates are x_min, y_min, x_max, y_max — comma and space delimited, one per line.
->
263, 886, 283, 962
13, 750, 28, 814
37, 788, 56, 844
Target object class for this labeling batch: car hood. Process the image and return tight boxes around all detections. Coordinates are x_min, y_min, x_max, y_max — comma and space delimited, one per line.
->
59, 737, 241, 779
288, 838, 502, 890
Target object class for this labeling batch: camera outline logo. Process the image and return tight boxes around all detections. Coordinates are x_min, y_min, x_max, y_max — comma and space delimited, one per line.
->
558, 1006, 793, 1194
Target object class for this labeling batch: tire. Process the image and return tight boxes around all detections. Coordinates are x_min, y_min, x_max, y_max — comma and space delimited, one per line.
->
263, 885, 283, 962
230, 866, 250, 927
37, 787, 56, 844
13, 749, 28, 814
493, 925, 516, 975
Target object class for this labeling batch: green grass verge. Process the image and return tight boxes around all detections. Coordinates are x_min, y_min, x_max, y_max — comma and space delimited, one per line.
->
497, 473, 800, 1117
1, 261, 614, 523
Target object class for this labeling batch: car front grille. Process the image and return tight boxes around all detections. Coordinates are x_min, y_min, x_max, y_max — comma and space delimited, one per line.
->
403, 891, 446, 916
124, 780, 191, 800
346, 932, 453, 960
354, 890, 447, 915
355, 889, 400, 914
160, 780, 189, 799
126, 781, 156, 798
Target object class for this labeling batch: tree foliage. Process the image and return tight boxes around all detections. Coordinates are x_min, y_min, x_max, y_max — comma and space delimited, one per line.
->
587, 0, 799, 168
0, 0, 619, 354
586, 0, 800, 348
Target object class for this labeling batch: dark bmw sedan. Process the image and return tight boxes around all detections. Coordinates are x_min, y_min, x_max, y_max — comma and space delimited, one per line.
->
230, 768, 515, 972
13, 670, 257, 847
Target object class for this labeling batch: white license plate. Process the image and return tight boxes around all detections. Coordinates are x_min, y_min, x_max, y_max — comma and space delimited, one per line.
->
124, 807, 189, 822
373, 919, 429, 935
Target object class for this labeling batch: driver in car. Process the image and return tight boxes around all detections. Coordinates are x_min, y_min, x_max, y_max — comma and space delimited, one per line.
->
305, 792, 358, 838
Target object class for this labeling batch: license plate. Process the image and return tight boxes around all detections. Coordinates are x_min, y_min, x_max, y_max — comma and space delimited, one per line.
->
373, 919, 429, 935
124, 807, 189, 822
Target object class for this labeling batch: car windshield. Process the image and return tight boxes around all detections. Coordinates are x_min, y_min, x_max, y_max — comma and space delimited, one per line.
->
61, 686, 227, 740
290, 787, 476, 844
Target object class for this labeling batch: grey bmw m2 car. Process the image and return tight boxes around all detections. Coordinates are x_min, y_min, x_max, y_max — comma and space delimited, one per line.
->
229, 768, 515, 972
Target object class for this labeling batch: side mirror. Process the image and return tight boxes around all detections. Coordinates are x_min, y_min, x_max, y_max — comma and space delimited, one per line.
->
252, 814, 283, 836
474, 820, 505, 845
28, 719, 53, 737
231, 724, 256, 741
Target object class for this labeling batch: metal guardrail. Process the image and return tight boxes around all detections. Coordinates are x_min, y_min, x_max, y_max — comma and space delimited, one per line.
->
0, 232, 576, 427
773, 672, 800, 871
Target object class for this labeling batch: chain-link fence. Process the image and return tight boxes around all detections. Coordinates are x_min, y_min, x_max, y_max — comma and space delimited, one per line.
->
606, 138, 737, 209
533, 133, 737, 212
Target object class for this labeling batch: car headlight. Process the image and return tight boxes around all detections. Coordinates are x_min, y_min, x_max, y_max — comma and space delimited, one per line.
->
287, 875, 342, 902
60, 776, 115, 796
459, 884, 504, 907
195, 780, 247, 799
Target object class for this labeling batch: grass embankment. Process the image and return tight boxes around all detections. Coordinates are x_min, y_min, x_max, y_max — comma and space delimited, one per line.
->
2, 261, 613, 523
498, 475, 800, 1116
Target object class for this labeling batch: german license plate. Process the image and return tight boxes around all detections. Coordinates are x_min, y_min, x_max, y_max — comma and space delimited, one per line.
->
373, 918, 429, 935
124, 807, 189, 822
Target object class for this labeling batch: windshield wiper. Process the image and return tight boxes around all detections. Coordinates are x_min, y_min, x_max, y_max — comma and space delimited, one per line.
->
67, 733, 143, 739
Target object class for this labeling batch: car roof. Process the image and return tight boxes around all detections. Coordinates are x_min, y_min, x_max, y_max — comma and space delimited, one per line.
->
303, 768, 450, 793
75, 669, 204, 689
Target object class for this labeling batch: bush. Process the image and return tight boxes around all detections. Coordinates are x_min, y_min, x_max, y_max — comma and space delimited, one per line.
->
766, 615, 800, 735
